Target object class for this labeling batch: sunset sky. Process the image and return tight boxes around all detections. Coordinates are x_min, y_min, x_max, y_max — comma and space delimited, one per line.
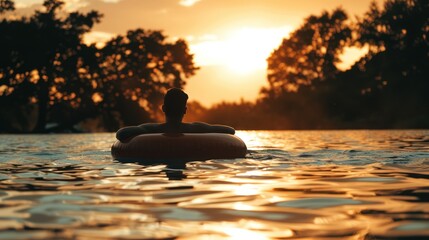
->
15, 0, 380, 106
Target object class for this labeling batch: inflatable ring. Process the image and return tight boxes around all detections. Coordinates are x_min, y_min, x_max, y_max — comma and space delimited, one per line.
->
111, 133, 247, 163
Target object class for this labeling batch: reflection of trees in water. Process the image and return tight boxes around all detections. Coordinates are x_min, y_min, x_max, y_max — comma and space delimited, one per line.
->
0, 0, 197, 133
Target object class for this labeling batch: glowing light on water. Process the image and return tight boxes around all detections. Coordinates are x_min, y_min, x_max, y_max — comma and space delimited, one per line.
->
232, 202, 254, 211
233, 184, 260, 196
1, 131, 429, 239
221, 227, 266, 240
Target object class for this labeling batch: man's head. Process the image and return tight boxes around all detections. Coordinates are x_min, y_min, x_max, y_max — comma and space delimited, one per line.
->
162, 88, 188, 120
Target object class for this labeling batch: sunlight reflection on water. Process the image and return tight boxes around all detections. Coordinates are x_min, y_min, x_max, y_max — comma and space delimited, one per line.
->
0, 130, 428, 239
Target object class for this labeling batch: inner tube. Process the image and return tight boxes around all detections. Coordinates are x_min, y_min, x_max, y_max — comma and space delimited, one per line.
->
111, 133, 247, 163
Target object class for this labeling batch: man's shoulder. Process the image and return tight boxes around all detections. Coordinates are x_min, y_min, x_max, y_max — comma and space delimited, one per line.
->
138, 123, 166, 132
188, 122, 214, 129
139, 123, 163, 127
189, 122, 235, 134
188, 122, 211, 126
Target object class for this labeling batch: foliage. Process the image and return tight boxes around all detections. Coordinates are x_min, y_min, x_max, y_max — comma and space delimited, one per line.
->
98, 29, 198, 127
0, 0, 14, 13
200, 100, 270, 130
1, 0, 428, 132
205, 0, 429, 129
0, 0, 197, 132
0, 0, 102, 132
349, 0, 429, 128
265, 8, 352, 95
357, 0, 429, 53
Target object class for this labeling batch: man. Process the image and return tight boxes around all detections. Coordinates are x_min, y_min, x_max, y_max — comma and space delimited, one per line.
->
116, 88, 235, 142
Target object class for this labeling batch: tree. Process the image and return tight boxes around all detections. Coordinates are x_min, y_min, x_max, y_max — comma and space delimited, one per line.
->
265, 8, 352, 95
357, 0, 429, 53
352, 0, 429, 127
0, 0, 14, 13
0, 0, 102, 132
97, 29, 198, 126
0, 0, 198, 133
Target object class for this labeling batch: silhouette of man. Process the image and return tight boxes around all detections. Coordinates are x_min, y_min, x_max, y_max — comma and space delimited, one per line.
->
116, 88, 235, 142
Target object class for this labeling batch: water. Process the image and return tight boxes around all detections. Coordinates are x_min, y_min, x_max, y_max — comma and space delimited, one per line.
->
0, 130, 429, 239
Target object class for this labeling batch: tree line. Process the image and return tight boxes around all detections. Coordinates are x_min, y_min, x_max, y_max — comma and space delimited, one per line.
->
0, 0, 197, 132
189, 0, 429, 129
1, 0, 428, 132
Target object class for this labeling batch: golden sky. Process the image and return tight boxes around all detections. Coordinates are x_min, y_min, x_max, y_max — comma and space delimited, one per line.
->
16, 0, 380, 106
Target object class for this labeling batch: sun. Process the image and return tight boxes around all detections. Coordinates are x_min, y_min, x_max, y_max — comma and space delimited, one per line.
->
190, 26, 292, 75
223, 29, 269, 74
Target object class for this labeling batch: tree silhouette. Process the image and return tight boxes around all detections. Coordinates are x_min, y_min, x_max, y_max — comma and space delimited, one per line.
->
0, 0, 198, 132
351, 0, 429, 127
210, 0, 428, 129
0, 0, 102, 132
1, 0, 427, 132
0, 0, 14, 13
265, 8, 352, 96
96, 29, 198, 128
357, 0, 429, 53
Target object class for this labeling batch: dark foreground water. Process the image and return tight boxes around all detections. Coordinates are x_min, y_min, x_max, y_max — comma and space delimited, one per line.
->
0, 130, 429, 239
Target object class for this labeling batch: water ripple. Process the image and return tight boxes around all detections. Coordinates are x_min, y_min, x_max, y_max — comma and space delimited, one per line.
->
0, 130, 428, 239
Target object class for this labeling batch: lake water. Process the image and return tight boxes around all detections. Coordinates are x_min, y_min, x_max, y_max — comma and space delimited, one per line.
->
0, 130, 429, 239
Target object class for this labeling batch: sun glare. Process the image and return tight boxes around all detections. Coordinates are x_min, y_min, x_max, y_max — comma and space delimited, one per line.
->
337, 46, 369, 71
190, 26, 292, 75
84, 31, 116, 48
